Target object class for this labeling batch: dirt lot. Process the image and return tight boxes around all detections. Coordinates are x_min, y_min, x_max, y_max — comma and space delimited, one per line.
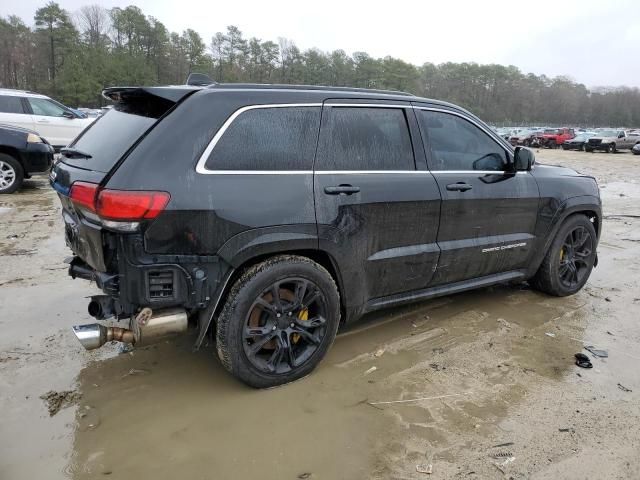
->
1, 149, 639, 479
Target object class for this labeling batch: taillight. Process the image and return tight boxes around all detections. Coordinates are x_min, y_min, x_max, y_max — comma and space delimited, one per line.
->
69, 181, 99, 212
68, 181, 170, 222
96, 190, 170, 221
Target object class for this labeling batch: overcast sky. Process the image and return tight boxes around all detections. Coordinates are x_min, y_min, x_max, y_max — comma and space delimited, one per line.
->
2, 0, 638, 88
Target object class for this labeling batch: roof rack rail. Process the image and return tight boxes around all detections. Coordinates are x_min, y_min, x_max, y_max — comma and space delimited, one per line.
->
208, 83, 414, 96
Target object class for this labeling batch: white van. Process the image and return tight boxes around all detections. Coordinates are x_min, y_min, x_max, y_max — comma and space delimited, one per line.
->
0, 89, 95, 150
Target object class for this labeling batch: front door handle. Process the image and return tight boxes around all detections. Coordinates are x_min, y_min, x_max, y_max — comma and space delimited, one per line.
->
324, 185, 360, 195
37, 119, 50, 123
446, 182, 473, 192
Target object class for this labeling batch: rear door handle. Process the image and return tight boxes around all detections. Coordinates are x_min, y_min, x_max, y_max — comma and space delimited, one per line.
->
446, 182, 473, 192
324, 185, 360, 195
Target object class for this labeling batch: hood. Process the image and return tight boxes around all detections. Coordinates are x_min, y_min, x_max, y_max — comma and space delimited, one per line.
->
534, 163, 583, 177
591, 135, 616, 142
0, 123, 37, 135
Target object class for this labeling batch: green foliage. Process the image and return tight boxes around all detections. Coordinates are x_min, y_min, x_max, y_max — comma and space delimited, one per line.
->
1, 2, 639, 126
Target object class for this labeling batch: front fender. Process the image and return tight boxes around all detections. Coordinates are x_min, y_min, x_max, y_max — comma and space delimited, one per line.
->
526, 194, 601, 277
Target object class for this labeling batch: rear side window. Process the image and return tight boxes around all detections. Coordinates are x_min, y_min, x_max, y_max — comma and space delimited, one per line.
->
205, 106, 321, 171
0, 95, 25, 114
318, 107, 414, 170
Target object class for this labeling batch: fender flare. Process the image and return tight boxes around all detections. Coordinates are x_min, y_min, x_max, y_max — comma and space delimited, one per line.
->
527, 195, 602, 277
193, 224, 319, 349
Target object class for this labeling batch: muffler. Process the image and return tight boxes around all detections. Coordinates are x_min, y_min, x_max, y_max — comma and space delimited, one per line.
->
72, 308, 188, 351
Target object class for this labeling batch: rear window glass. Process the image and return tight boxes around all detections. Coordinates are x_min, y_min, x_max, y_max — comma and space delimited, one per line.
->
205, 107, 320, 171
0, 95, 25, 114
318, 107, 414, 171
66, 105, 160, 173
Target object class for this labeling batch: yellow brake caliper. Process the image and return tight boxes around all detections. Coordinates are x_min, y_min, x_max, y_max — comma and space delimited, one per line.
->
292, 307, 309, 343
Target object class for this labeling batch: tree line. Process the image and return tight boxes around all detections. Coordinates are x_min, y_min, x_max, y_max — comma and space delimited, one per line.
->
1, 2, 639, 127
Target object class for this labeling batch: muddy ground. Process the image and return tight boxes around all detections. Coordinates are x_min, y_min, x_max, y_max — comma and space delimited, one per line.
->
1, 149, 639, 479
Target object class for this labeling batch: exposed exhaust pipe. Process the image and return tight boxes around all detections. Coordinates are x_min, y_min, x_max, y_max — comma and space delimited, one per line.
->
72, 308, 188, 351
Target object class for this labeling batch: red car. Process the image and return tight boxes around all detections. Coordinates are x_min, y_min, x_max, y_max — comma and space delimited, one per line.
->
533, 128, 575, 148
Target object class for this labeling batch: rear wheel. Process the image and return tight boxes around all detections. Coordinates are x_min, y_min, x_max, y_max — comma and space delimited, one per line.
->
0, 154, 23, 194
530, 215, 597, 296
216, 255, 340, 388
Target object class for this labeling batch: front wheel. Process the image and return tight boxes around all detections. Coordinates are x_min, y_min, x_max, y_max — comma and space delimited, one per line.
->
216, 255, 340, 388
607, 143, 616, 153
0, 154, 24, 194
530, 215, 597, 296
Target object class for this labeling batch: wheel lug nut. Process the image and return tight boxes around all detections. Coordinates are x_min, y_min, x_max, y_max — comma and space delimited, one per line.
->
276, 313, 281, 318
272, 325, 277, 331
288, 312, 292, 316
290, 323, 295, 328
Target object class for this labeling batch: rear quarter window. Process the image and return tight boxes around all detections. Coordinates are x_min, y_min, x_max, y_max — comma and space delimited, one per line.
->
204, 106, 321, 171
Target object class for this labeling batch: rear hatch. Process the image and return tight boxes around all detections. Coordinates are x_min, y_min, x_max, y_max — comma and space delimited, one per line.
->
50, 86, 197, 272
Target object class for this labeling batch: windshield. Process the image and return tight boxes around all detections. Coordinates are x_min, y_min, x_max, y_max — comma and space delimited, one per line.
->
596, 130, 617, 137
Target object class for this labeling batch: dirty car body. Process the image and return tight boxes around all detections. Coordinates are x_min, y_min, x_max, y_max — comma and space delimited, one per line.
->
50, 83, 602, 387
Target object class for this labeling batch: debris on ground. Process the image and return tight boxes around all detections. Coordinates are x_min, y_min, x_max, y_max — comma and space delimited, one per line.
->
617, 383, 632, 393
492, 442, 515, 448
575, 353, 593, 369
364, 366, 377, 376
297, 473, 312, 479
373, 348, 385, 358
40, 390, 82, 416
545, 332, 556, 338
490, 451, 514, 459
558, 428, 574, 433
121, 368, 150, 378
493, 455, 515, 474
584, 346, 608, 358
429, 363, 446, 371
416, 463, 433, 474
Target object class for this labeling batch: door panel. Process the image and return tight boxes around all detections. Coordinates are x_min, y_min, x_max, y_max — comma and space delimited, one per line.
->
27, 97, 82, 147
0, 95, 35, 131
431, 171, 539, 284
314, 103, 441, 307
415, 107, 540, 285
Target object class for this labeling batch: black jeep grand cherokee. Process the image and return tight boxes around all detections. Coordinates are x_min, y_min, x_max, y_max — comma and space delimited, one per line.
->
50, 83, 601, 387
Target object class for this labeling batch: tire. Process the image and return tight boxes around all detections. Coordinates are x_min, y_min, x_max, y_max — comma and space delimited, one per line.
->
607, 143, 616, 153
530, 214, 597, 296
585, 146, 593, 152
216, 255, 340, 388
0, 153, 24, 194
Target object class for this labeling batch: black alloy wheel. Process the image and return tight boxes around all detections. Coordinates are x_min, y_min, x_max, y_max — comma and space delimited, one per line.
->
243, 278, 328, 374
558, 226, 594, 289
216, 255, 340, 388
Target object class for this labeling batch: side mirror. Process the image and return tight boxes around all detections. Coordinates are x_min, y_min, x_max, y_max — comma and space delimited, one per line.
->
514, 146, 534, 171
62, 110, 76, 119
618, 133, 625, 138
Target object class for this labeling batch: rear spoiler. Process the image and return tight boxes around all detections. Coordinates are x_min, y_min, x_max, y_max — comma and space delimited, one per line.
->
102, 86, 199, 104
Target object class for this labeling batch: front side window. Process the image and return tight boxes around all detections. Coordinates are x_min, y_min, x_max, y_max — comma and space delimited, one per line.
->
319, 107, 415, 171
0, 95, 25, 114
28, 98, 67, 117
205, 106, 321, 171
418, 110, 508, 171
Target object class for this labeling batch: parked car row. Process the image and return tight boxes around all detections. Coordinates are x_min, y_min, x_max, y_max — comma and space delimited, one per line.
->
493, 125, 640, 153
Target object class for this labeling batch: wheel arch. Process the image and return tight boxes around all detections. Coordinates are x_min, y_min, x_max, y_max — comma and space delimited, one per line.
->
194, 228, 349, 349
0, 146, 24, 167
526, 196, 601, 277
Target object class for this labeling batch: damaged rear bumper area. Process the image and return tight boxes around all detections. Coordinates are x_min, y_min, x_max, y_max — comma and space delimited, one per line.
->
66, 233, 229, 351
